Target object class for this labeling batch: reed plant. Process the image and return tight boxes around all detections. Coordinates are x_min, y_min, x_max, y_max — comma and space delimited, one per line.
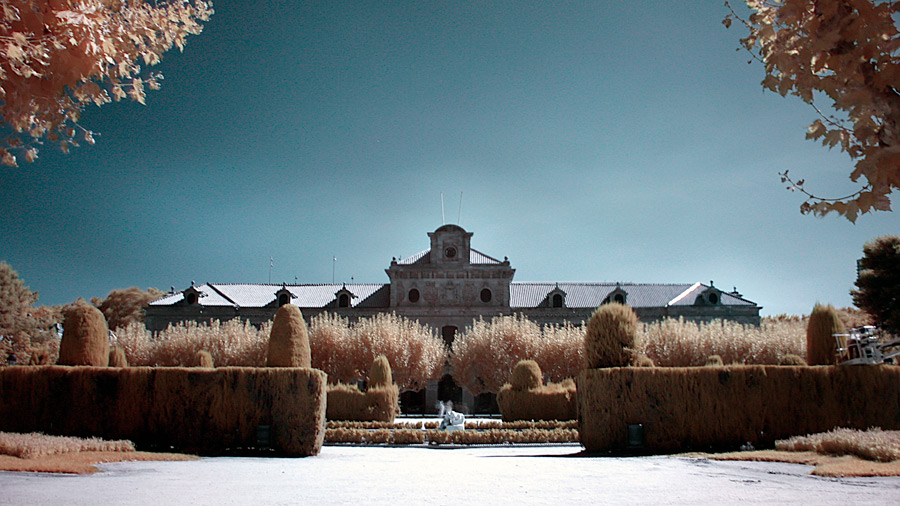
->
115, 319, 269, 367
637, 317, 806, 367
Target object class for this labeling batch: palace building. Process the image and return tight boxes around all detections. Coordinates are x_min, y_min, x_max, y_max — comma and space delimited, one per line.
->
146, 224, 761, 334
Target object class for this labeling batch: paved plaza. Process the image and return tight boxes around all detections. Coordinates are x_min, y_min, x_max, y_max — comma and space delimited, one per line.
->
2, 445, 899, 505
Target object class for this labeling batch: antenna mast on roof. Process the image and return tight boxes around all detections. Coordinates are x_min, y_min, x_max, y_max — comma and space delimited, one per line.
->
440, 192, 445, 224
458, 192, 463, 225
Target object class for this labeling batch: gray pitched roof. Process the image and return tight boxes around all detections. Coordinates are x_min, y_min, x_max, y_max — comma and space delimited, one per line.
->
152, 281, 755, 310
150, 283, 390, 309
510, 282, 756, 309
396, 248, 502, 265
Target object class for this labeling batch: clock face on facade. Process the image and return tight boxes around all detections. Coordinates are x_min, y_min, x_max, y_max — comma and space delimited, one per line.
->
444, 246, 457, 259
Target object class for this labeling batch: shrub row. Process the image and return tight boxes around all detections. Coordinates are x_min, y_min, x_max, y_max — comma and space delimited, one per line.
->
425, 428, 578, 445
325, 420, 579, 430
577, 365, 900, 453
326, 420, 578, 430
0, 366, 327, 456
324, 427, 579, 445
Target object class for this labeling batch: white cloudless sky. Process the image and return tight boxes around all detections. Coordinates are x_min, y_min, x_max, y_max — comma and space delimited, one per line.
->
1, 0, 897, 316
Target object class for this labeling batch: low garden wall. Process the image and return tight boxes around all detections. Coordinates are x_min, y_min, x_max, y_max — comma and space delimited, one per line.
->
577, 365, 900, 453
0, 366, 327, 457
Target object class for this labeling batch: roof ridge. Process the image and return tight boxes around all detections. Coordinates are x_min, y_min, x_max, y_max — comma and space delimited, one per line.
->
205, 283, 238, 306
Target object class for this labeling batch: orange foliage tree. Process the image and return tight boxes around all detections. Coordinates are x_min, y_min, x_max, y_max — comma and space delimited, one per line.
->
0, 261, 60, 364
91, 286, 164, 331
450, 315, 543, 396
726, 0, 899, 221
0, 0, 212, 165
309, 312, 446, 393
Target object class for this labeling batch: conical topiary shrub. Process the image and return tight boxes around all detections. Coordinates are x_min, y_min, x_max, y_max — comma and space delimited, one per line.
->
195, 350, 214, 368
58, 302, 109, 366
634, 354, 655, 367
368, 355, 392, 387
584, 302, 638, 368
109, 345, 128, 367
509, 359, 542, 390
779, 354, 807, 366
807, 303, 845, 365
705, 355, 724, 367
267, 304, 311, 367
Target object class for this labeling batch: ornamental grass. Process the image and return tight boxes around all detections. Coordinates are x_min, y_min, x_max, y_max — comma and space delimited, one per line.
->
777, 428, 900, 462
0, 432, 134, 459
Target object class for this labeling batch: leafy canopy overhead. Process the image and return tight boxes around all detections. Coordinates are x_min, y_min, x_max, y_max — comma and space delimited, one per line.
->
0, 0, 212, 166
726, 0, 900, 222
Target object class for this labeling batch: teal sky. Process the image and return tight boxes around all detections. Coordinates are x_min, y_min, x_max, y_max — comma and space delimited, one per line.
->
1, 1, 897, 316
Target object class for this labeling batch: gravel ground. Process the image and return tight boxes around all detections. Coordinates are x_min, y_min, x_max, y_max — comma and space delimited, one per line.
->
1, 445, 899, 505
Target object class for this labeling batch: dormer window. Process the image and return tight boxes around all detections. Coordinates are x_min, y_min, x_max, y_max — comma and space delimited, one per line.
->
274, 285, 295, 307
695, 284, 722, 306
605, 285, 628, 305
182, 284, 204, 306
547, 286, 567, 308
334, 286, 356, 308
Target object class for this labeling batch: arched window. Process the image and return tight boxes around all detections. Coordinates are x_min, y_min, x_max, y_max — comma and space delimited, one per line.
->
339, 293, 350, 308
186, 292, 198, 305
442, 326, 458, 346
408, 288, 420, 303
480, 288, 492, 303
278, 293, 289, 306
552, 293, 563, 308
614, 293, 625, 304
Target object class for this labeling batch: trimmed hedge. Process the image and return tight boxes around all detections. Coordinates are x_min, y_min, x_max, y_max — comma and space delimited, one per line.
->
0, 366, 327, 457
577, 365, 900, 453
326, 383, 399, 422
498, 379, 578, 422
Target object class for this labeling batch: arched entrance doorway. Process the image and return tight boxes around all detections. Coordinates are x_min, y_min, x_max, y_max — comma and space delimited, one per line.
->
441, 325, 457, 347
437, 373, 463, 407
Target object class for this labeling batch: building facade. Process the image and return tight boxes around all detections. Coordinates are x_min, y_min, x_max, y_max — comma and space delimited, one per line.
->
146, 224, 761, 334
